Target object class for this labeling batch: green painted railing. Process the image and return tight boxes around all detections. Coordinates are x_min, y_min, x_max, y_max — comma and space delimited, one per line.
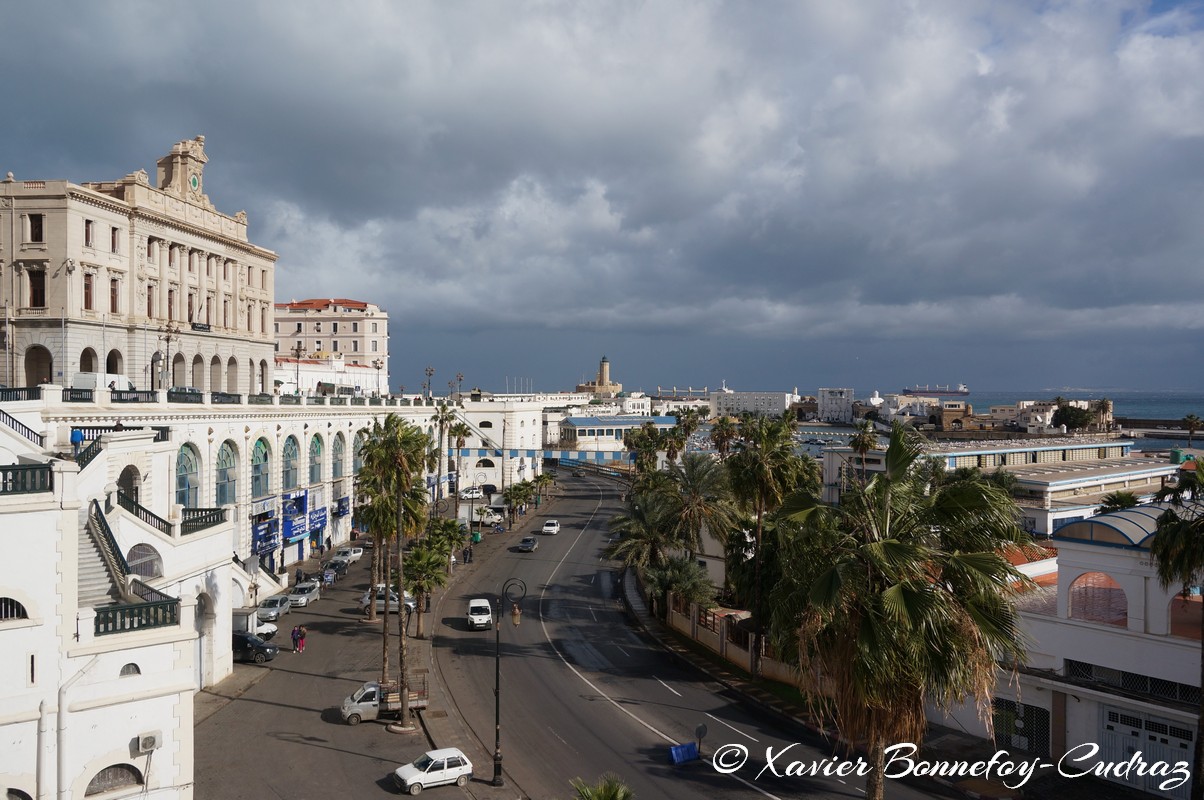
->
181, 507, 226, 535
117, 490, 171, 535
94, 580, 180, 636
0, 463, 53, 494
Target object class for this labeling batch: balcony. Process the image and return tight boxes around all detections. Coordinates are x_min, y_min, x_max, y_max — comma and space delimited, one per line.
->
0, 463, 53, 495
94, 580, 180, 637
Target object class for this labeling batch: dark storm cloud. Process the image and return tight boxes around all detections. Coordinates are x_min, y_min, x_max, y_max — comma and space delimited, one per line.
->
3, 0, 1204, 393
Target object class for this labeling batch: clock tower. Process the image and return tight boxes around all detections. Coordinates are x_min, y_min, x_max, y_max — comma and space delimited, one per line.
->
156, 135, 209, 202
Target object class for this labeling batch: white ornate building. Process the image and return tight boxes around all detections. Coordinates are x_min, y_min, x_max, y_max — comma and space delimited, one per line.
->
273, 298, 390, 393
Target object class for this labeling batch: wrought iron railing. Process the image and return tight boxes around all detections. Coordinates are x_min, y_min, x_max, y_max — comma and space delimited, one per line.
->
0, 387, 42, 403
112, 390, 157, 403
89, 499, 130, 577
116, 490, 171, 535
94, 579, 180, 636
63, 388, 95, 403
0, 463, 53, 494
368, 398, 382, 406
280, 395, 301, 405
307, 396, 327, 405
352, 397, 367, 406
0, 408, 44, 446
330, 397, 348, 406
249, 393, 274, 405
76, 439, 103, 470
211, 391, 242, 404
181, 507, 227, 535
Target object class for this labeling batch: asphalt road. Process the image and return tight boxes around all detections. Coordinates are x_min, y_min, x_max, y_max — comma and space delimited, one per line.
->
432, 476, 949, 800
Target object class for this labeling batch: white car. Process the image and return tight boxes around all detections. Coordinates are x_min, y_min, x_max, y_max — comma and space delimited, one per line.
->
288, 581, 321, 608
334, 546, 364, 563
541, 519, 561, 535
393, 747, 473, 795
252, 620, 278, 640
466, 598, 492, 631
459, 486, 483, 499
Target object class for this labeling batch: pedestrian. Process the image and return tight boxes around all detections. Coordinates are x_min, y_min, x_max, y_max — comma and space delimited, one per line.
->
70, 428, 83, 457
290, 625, 300, 653
297, 625, 307, 653
462, 547, 469, 565
108, 380, 116, 390
325, 536, 332, 552
113, 420, 125, 431
467, 545, 474, 563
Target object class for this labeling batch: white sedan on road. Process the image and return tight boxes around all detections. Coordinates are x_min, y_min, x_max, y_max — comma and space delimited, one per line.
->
541, 519, 561, 535
288, 581, 321, 608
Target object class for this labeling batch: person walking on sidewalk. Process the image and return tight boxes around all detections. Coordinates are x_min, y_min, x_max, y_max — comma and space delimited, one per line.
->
297, 625, 307, 653
291, 625, 301, 653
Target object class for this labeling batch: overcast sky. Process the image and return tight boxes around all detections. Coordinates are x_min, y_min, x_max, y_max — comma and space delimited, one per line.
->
4, 1, 1203, 396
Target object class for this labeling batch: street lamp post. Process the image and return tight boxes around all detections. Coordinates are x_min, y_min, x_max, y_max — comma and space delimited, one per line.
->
424, 365, 435, 400
456, 372, 464, 401
494, 578, 526, 787
373, 358, 384, 397
157, 322, 181, 389
291, 341, 304, 395
470, 470, 487, 533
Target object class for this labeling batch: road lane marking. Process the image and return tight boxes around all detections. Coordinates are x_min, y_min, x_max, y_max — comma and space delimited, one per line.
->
656, 677, 681, 697
589, 605, 597, 621
615, 645, 629, 657
705, 712, 758, 742
534, 486, 787, 800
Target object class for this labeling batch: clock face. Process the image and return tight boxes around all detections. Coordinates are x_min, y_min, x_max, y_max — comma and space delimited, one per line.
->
189, 173, 200, 192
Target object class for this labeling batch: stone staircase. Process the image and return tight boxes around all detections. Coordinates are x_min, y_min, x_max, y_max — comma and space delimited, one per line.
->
78, 505, 124, 608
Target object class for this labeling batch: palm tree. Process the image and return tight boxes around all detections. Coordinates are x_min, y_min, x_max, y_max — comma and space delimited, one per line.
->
429, 401, 458, 506
726, 413, 805, 676
533, 471, 554, 504
1150, 467, 1204, 800
709, 416, 737, 458
1098, 490, 1140, 513
448, 421, 472, 519
1094, 398, 1113, 431
773, 423, 1031, 800
357, 414, 430, 729
607, 492, 678, 571
1183, 413, 1202, 447
404, 543, 449, 639
624, 421, 663, 475
848, 419, 879, 483
663, 426, 687, 464
644, 554, 715, 619
570, 773, 634, 800
428, 516, 467, 573
662, 452, 739, 557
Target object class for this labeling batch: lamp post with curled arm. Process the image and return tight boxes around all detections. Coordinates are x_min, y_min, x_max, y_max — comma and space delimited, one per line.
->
494, 577, 526, 786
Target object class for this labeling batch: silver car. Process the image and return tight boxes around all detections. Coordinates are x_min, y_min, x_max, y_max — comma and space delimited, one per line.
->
258, 595, 291, 621
288, 581, 321, 608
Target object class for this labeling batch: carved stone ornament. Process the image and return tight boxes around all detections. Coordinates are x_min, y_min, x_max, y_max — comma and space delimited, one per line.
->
235, 211, 248, 224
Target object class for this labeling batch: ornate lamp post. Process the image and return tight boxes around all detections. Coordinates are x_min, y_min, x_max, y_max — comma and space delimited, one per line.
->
424, 365, 435, 400
291, 341, 304, 395
494, 578, 526, 786
157, 322, 182, 389
456, 372, 464, 400
372, 358, 384, 396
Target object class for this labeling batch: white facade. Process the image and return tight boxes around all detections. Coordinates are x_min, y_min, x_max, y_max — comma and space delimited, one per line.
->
274, 353, 383, 397
710, 389, 799, 418
817, 387, 855, 423
1, 137, 277, 394
272, 298, 390, 391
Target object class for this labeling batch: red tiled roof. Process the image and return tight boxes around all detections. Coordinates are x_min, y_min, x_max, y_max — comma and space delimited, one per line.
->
274, 298, 370, 310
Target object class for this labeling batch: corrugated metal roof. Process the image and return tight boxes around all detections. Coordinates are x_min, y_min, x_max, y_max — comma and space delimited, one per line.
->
1054, 501, 1204, 549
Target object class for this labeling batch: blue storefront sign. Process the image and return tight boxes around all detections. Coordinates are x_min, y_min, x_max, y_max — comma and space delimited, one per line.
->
253, 520, 280, 554
283, 514, 309, 543
309, 507, 328, 530
334, 496, 350, 517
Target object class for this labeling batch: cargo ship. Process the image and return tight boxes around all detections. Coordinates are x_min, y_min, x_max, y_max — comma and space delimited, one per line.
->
900, 383, 969, 396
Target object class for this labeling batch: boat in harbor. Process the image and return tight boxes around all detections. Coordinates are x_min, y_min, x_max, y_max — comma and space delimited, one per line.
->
900, 383, 969, 396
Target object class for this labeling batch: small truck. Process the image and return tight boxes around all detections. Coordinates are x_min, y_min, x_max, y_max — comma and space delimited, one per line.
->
340, 676, 429, 725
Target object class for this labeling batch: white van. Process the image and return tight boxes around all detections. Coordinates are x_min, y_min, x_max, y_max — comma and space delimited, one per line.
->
72, 372, 133, 391
466, 598, 493, 630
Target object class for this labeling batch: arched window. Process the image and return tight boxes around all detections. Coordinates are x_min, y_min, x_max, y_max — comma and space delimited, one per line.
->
176, 444, 200, 508
251, 438, 271, 499
282, 436, 300, 490
0, 597, 30, 621
126, 544, 163, 578
475, 458, 495, 468
216, 441, 238, 506
7, 790, 34, 800
353, 431, 366, 474
309, 435, 324, 484
119, 663, 141, 677
480, 420, 494, 428
332, 433, 345, 479
85, 764, 143, 796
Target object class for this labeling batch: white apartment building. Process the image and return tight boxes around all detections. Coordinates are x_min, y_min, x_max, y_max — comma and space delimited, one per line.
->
710, 387, 799, 418
1, 137, 277, 393
273, 298, 390, 392
817, 387, 855, 423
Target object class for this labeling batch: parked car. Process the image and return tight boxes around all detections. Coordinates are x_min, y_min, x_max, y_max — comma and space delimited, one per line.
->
459, 486, 483, 499
572, 469, 586, 477
321, 559, 350, 579
541, 519, 561, 535
232, 630, 279, 664
466, 598, 493, 630
360, 537, 374, 549
360, 585, 417, 614
258, 595, 291, 621
334, 546, 364, 563
393, 748, 473, 795
480, 484, 498, 496
253, 620, 278, 640
518, 536, 539, 553
288, 581, 321, 608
